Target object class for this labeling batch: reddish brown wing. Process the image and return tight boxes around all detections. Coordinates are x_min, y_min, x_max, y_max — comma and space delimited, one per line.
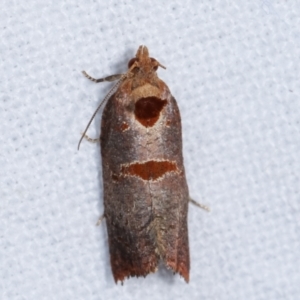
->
101, 93, 159, 282
101, 90, 190, 283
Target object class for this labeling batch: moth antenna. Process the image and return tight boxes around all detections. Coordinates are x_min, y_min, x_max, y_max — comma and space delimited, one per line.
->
78, 76, 125, 150
158, 61, 166, 69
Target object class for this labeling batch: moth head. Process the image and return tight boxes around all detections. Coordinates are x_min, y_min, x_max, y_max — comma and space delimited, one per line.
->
128, 45, 166, 72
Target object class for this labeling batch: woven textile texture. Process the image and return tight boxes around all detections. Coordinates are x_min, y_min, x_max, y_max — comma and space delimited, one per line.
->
1, 1, 300, 299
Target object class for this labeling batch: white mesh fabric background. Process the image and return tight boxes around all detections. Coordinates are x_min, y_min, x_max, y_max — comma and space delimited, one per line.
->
1, 1, 300, 299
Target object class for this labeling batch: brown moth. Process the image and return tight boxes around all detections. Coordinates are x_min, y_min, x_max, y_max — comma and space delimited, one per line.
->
79, 46, 206, 283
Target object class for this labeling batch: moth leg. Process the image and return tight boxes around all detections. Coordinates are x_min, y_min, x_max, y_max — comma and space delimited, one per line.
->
80, 132, 100, 143
82, 71, 123, 83
96, 214, 105, 226
189, 197, 210, 212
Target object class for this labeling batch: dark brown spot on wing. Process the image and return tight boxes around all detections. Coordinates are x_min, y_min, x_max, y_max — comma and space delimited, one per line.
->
166, 119, 172, 127
113, 122, 129, 132
120, 122, 129, 131
111, 174, 119, 181
121, 160, 178, 181
134, 97, 167, 127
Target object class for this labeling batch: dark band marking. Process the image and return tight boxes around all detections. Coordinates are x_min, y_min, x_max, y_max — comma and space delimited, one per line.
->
121, 160, 178, 181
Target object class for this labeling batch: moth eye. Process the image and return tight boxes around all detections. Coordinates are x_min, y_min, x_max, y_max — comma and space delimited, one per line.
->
128, 58, 138, 68
150, 57, 158, 70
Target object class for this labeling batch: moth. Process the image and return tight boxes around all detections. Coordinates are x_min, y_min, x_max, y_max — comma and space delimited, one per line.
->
79, 46, 208, 283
